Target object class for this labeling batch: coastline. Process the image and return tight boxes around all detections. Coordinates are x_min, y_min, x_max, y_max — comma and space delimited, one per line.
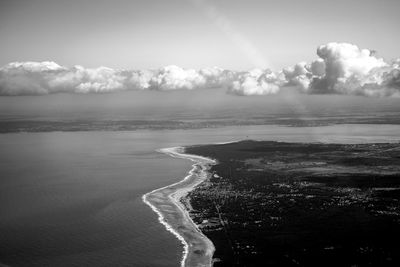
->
142, 146, 216, 267
183, 140, 400, 266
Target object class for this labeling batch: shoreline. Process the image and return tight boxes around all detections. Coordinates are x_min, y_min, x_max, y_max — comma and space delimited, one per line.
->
142, 146, 216, 267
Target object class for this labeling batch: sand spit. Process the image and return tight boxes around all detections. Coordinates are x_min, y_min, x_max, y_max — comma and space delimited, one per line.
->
142, 147, 216, 267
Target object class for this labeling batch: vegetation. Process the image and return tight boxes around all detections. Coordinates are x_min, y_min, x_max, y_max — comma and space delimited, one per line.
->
185, 140, 400, 266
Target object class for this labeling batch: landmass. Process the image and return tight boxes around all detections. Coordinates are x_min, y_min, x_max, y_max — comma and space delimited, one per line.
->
2, 114, 400, 133
184, 140, 400, 266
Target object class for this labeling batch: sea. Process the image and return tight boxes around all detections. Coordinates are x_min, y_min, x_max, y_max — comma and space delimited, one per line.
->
1, 124, 400, 266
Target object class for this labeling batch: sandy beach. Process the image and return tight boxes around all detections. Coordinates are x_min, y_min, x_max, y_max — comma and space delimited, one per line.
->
142, 147, 216, 267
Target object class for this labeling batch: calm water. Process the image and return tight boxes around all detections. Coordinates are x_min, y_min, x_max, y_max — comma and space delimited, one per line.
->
1, 124, 400, 266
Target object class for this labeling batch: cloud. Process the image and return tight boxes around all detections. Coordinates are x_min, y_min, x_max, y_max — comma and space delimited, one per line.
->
0, 42, 399, 97
309, 42, 391, 95
282, 62, 313, 91
0, 62, 128, 95
0, 63, 228, 95
149, 65, 205, 90
271, 42, 399, 97
226, 69, 282, 95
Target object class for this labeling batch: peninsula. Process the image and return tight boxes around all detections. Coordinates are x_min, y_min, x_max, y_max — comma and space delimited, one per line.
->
184, 140, 400, 266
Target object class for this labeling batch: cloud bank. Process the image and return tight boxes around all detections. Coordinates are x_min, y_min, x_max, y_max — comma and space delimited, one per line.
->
0, 63, 226, 95
1, 42, 399, 97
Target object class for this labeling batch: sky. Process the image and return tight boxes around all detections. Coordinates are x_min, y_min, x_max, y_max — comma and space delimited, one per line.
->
1, 0, 400, 70
0, 0, 399, 118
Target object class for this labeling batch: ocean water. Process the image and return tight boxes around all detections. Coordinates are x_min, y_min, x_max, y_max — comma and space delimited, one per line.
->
1, 124, 400, 266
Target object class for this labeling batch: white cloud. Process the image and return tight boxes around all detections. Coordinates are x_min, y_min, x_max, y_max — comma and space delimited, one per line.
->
282, 62, 313, 91
0, 43, 399, 97
128, 70, 154, 90
0, 63, 226, 95
310, 42, 390, 95
0, 62, 129, 95
279, 42, 400, 97
227, 69, 282, 95
310, 58, 325, 77
149, 65, 206, 90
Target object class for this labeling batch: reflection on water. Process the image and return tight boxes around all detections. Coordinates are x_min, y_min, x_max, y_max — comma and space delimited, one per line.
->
0, 124, 400, 266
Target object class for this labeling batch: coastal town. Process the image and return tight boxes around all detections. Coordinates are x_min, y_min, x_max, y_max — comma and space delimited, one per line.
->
185, 141, 400, 266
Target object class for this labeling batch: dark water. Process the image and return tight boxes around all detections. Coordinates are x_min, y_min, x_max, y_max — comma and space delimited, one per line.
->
1, 125, 400, 266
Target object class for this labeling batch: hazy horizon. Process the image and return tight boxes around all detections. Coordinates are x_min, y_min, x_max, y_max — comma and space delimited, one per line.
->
1, 89, 400, 126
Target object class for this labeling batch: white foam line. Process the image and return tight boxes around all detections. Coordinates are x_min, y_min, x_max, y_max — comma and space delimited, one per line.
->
142, 146, 216, 267
142, 191, 189, 267
213, 140, 243, 145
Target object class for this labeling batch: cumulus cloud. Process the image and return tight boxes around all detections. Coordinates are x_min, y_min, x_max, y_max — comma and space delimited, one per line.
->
0, 42, 399, 97
227, 69, 282, 95
0, 63, 228, 95
309, 42, 391, 95
149, 65, 205, 90
282, 62, 313, 91
0, 62, 127, 95
268, 42, 399, 97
